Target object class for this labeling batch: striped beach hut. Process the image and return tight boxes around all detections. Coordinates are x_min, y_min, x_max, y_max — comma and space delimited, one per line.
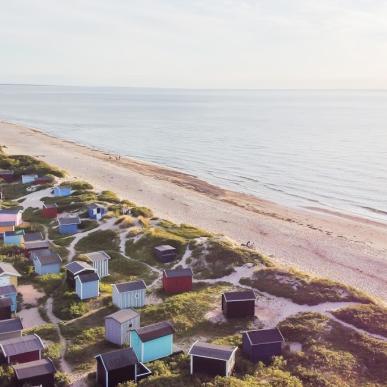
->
86, 251, 110, 278
105, 309, 140, 346
75, 272, 100, 300
112, 280, 146, 309
32, 250, 62, 275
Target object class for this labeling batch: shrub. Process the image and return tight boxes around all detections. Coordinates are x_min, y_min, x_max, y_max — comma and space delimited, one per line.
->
98, 190, 120, 203
61, 180, 93, 190
115, 215, 135, 228
55, 372, 71, 387
131, 206, 153, 218
25, 323, 59, 342
75, 230, 120, 252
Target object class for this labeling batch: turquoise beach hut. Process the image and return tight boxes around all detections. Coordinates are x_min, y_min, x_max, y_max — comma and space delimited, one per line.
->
3, 230, 25, 247
130, 321, 175, 363
53, 186, 72, 197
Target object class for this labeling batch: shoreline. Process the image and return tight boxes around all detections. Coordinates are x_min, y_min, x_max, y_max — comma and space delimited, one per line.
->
1, 120, 387, 302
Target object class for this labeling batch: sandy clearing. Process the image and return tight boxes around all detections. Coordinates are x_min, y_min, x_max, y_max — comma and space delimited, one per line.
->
19, 307, 46, 329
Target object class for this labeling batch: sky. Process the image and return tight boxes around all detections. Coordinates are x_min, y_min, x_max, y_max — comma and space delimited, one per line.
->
1, 0, 387, 89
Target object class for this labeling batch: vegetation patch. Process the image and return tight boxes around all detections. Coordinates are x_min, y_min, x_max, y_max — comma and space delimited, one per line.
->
115, 215, 136, 228
22, 207, 52, 225
332, 304, 387, 337
97, 190, 120, 203
242, 267, 373, 305
159, 220, 211, 239
25, 323, 60, 342
75, 229, 120, 253
131, 206, 153, 218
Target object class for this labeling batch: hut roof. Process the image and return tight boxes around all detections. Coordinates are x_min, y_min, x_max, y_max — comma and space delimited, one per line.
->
244, 328, 284, 345
76, 272, 99, 283
13, 359, 56, 380
0, 334, 44, 356
25, 241, 50, 251
0, 263, 21, 277
43, 203, 57, 209
23, 232, 44, 242
0, 318, 23, 334
114, 280, 146, 293
3, 230, 24, 237
154, 245, 176, 252
57, 216, 81, 226
0, 222, 15, 227
0, 170, 13, 175
222, 290, 256, 302
86, 251, 111, 262
105, 309, 139, 324
0, 285, 17, 296
188, 341, 237, 361
0, 208, 22, 215
33, 252, 62, 265
65, 260, 94, 275
163, 268, 193, 278
135, 321, 174, 342
96, 348, 138, 371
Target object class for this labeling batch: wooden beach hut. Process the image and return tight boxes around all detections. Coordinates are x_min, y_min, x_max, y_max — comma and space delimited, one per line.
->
221, 290, 256, 318
0, 318, 23, 341
75, 272, 100, 300
0, 334, 45, 364
53, 185, 72, 197
242, 328, 285, 363
65, 260, 96, 289
153, 245, 177, 263
0, 170, 15, 183
57, 215, 81, 235
112, 280, 146, 309
0, 298, 12, 320
13, 358, 56, 387
0, 285, 17, 313
0, 208, 22, 227
105, 309, 140, 346
162, 268, 193, 294
21, 174, 38, 184
32, 250, 62, 275
188, 341, 237, 377
42, 203, 58, 219
86, 251, 110, 278
130, 321, 175, 363
0, 263, 21, 287
87, 203, 106, 220
3, 230, 25, 247
95, 347, 151, 386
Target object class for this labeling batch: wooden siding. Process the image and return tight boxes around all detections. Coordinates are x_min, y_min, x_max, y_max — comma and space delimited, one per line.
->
59, 223, 78, 235
34, 261, 61, 276
105, 316, 140, 346
130, 331, 173, 363
0, 293, 17, 312
8, 350, 41, 364
3, 235, 24, 247
112, 287, 146, 309
75, 277, 99, 300
222, 298, 255, 318
92, 259, 109, 279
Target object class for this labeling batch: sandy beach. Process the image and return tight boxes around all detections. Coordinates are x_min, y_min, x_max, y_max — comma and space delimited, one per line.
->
1, 120, 386, 302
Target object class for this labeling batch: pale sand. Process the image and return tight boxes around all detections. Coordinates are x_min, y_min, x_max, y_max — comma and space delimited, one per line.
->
1, 121, 387, 302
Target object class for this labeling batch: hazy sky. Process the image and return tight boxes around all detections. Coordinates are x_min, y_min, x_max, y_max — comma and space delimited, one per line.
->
1, 0, 387, 88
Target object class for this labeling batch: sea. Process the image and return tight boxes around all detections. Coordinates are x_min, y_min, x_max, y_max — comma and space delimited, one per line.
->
0, 85, 386, 222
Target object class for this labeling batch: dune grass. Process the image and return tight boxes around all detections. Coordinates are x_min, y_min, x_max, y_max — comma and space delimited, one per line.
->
75, 229, 120, 253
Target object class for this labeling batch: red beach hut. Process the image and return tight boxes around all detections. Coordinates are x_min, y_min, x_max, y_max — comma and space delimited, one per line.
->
42, 204, 58, 219
162, 268, 193, 294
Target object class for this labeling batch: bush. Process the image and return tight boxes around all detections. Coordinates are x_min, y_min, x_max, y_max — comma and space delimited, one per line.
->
75, 230, 120, 252
55, 372, 71, 387
115, 215, 136, 228
25, 323, 59, 342
61, 180, 93, 190
131, 206, 153, 218
97, 190, 120, 203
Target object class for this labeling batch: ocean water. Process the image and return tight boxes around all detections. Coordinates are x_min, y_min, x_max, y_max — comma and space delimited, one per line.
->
0, 85, 386, 222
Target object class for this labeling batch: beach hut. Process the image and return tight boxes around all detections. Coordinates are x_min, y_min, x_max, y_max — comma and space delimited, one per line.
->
86, 251, 110, 278
95, 347, 151, 387
0, 263, 21, 287
24, 241, 50, 259
0, 285, 17, 313
21, 174, 38, 184
13, 358, 56, 387
42, 203, 58, 219
0, 222, 15, 234
0, 318, 23, 341
87, 203, 106, 220
0, 208, 22, 226
34, 175, 53, 185
23, 232, 44, 245
3, 230, 25, 247
162, 268, 193, 294
188, 341, 238, 377
0, 298, 12, 320
53, 185, 72, 197
0, 334, 45, 364
32, 250, 62, 275
130, 321, 175, 363
112, 280, 146, 309
57, 215, 81, 234
105, 309, 140, 346
222, 290, 256, 318
65, 260, 96, 289
75, 272, 100, 300
153, 245, 177, 263
0, 170, 15, 183
242, 328, 285, 363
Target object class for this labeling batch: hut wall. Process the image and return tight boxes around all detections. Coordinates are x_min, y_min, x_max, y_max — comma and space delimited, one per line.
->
192, 356, 227, 377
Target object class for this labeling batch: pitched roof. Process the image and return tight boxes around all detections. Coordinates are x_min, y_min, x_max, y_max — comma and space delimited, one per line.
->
154, 245, 176, 252
0, 222, 15, 227
0, 263, 21, 277
33, 252, 62, 265
0, 334, 44, 356
0, 318, 23, 334
188, 341, 237, 361
76, 272, 99, 283
0, 208, 22, 215
13, 358, 56, 380
25, 241, 50, 251
96, 348, 138, 371
86, 251, 111, 262
0, 170, 13, 175
23, 232, 44, 242
65, 260, 94, 275
3, 230, 24, 237
58, 216, 81, 226
134, 321, 174, 342
0, 298, 12, 308
105, 309, 139, 324
114, 280, 146, 293
244, 328, 285, 345
163, 268, 193, 279
0, 285, 17, 296
222, 290, 256, 302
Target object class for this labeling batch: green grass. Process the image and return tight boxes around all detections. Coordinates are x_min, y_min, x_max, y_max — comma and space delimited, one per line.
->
105, 251, 157, 285
97, 190, 120, 203
332, 304, 387, 337
75, 229, 120, 253
241, 267, 374, 305
52, 236, 75, 247
60, 180, 93, 190
22, 207, 53, 225
31, 273, 64, 296
131, 206, 153, 218
158, 220, 212, 239
25, 323, 60, 342
0, 182, 28, 200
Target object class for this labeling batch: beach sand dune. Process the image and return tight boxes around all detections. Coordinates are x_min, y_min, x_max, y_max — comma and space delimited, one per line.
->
1, 121, 386, 302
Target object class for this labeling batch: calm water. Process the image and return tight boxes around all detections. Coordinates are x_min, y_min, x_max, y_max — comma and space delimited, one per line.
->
1, 85, 386, 221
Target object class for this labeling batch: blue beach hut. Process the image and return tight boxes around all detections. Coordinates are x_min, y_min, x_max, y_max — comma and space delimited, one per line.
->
57, 216, 81, 235
32, 250, 62, 275
130, 321, 175, 363
87, 204, 106, 220
3, 230, 25, 247
53, 186, 72, 197
75, 272, 100, 300
0, 285, 17, 313
21, 174, 38, 184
